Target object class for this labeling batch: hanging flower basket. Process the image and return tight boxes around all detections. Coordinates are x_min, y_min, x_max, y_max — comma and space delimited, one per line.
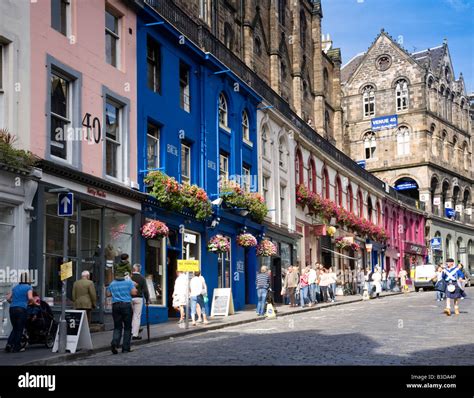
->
351, 242, 361, 251
207, 234, 231, 253
140, 219, 169, 239
256, 239, 277, 257
335, 237, 350, 250
236, 233, 258, 248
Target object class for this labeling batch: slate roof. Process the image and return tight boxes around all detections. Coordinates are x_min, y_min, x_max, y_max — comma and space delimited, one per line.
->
341, 53, 365, 83
411, 45, 445, 71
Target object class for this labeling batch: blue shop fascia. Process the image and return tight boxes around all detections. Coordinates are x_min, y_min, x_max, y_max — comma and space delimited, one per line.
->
136, 6, 264, 324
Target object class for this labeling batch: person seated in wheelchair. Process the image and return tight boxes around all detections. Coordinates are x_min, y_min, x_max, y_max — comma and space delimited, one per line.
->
25, 292, 56, 340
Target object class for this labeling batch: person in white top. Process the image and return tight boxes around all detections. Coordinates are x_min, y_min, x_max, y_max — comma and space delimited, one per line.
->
172, 272, 188, 324
308, 266, 318, 306
190, 271, 209, 326
372, 266, 382, 298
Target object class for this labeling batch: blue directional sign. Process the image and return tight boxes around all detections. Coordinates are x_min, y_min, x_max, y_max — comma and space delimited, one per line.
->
395, 182, 418, 191
431, 237, 442, 250
356, 160, 366, 169
371, 115, 398, 131
58, 193, 74, 216
445, 208, 455, 218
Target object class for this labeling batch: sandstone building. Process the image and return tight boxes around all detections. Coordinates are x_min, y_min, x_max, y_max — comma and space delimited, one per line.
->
341, 30, 473, 267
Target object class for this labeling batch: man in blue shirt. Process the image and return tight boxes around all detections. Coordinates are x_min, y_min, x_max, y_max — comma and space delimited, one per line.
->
107, 276, 137, 354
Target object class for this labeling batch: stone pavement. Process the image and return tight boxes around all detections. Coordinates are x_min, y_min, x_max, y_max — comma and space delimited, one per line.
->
67, 287, 474, 366
0, 290, 402, 365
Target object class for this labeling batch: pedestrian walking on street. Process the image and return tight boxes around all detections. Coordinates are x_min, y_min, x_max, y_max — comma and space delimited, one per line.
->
457, 263, 467, 299
381, 269, 387, 291
372, 266, 382, 298
435, 265, 445, 301
282, 265, 299, 307
308, 265, 318, 305
365, 267, 373, 296
107, 275, 137, 354
72, 270, 97, 326
190, 271, 209, 325
399, 268, 408, 293
172, 272, 188, 323
328, 267, 337, 302
131, 264, 150, 340
5, 273, 33, 353
442, 258, 464, 316
357, 267, 365, 295
319, 268, 332, 303
388, 267, 397, 291
256, 266, 270, 317
299, 267, 310, 308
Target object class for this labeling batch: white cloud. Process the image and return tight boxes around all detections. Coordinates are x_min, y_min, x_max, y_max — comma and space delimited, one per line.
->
444, 0, 472, 11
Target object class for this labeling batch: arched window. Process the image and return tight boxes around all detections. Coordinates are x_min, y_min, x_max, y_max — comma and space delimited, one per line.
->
358, 190, 364, 218
335, 176, 343, 207
395, 79, 409, 111
322, 168, 330, 199
295, 149, 303, 186
363, 132, 376, 159
279, 136, 287, 169
367, 196, 373, 222
254, 36, 262, 57
347, 184, 354, 213
439, 86, 445, 118
280, 60, 287, 79
460, 99, 465, 129
218, 93, 228, 128
242, 110, 250, 142
445, 89, 451, 122
325, 111, 331, 135
376, 201, 382, 225
362, 85, 375, 117
300, 11, 307, 49
323, 68, 329, 92
442, 130, 448, 161
224, 23, 234, 51
261, 126, 268, 158
452, 136, 458, 166
308, 158, 316, 193
463, 142, 469, 170
396, 126, 410, 156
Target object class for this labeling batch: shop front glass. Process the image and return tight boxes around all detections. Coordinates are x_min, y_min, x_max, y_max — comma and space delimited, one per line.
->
146, 238, 165, 305
0, 203, 15, 337
43, 193, 134, 308
44, 193, 78, 305
103, 208, 133, 310
217, 234, 230, 288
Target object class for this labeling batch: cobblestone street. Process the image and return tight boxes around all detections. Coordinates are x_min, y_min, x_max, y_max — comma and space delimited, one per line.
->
67, 289, 474, 366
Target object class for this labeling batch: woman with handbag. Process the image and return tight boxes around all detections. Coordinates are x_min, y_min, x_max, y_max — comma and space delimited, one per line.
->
442, 259, 464, 316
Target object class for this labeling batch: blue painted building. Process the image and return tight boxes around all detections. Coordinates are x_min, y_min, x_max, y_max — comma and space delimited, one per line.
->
136, 6, 263, 324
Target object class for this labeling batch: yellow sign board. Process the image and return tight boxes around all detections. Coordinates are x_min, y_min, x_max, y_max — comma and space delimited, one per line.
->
60, 261, 73, 281
177, 260, 200, 272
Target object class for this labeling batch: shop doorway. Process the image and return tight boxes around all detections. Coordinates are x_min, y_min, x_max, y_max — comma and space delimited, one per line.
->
166, 249, 179, 318
272, 257, 282, 303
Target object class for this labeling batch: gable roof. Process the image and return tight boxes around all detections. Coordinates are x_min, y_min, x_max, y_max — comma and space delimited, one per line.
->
341, 53, 365, 83
411, 45, 445, 71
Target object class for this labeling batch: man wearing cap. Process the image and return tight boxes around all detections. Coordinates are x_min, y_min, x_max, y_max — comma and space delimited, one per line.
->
442, 258, 464, 316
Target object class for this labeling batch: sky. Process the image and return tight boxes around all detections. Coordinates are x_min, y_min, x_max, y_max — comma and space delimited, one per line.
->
322, 0, 474, 93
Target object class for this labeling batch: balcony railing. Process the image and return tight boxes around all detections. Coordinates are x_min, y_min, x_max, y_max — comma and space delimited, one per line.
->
143, 0, 425, 212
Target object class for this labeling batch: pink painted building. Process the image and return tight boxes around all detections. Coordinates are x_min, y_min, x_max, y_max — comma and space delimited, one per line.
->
383, 198, 426, 276
27, 0, 143, 323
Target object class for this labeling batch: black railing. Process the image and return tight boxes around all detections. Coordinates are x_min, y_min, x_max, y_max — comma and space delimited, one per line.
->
143, 0, 425, 212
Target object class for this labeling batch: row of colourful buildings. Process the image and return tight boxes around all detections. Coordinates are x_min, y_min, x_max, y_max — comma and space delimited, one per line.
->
0, 0, 468, 331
